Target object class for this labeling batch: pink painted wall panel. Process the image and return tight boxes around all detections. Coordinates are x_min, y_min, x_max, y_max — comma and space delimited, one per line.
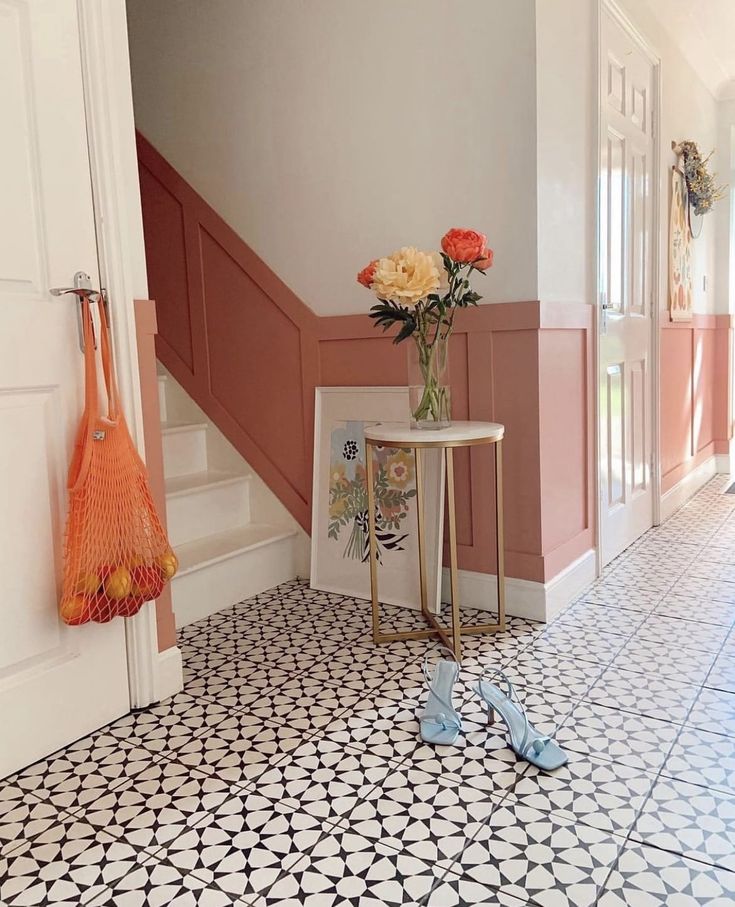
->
661, 328, 693, 482
200, 228, 309, 498
693, 328, 715, 454
660, 317, 732, 495
138, 165, 194, 373
539, 329, 590, 555
489, 330, 542, 577
319, 337, 406, 387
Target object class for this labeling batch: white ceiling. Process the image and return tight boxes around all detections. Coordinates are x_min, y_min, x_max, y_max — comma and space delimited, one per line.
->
644, 0, 735, 99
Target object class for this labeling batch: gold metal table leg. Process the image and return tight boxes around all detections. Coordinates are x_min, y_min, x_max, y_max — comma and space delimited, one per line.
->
495, 439, 506, 630
445, 446, 462, 659
414, 447, 429, 620
365, 441, 381, 644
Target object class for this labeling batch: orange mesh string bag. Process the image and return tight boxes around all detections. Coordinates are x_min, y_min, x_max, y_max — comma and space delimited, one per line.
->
59, 297, 176, 626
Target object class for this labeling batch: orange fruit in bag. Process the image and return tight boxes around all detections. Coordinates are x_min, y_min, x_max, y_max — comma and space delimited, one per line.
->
75, 572, 101, 596
60, 595, 90, 626
130, 564, 165, 601
157, 550, 178, 580
104, 566, 132, 600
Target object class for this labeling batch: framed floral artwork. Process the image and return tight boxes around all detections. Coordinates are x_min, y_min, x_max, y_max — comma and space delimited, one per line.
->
669, 167, 693, 322
310, 387, 444, 611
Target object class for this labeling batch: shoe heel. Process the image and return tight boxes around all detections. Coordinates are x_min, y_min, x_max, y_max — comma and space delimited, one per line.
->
487, 706, 496, 727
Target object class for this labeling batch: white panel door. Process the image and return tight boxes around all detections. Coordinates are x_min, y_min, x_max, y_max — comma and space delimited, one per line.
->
0, 0, 129, 778
599, 7, 656, 565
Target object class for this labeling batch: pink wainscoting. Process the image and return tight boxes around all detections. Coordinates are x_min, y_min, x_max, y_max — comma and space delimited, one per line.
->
134, 299, 177, 652
661, 315, 732, 494
136, 132, 593, 586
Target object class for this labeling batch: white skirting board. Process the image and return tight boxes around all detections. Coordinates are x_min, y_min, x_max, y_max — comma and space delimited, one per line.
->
154, 645, 184, 703
660, 454, 731, 523
440, 548, 597, 624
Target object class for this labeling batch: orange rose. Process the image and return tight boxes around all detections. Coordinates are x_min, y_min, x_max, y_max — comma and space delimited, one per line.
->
357, 260, 378, 288
441, 228, 487, 263
475, 247, 494, 271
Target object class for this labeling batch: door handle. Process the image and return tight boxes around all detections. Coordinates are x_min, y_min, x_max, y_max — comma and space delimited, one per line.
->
50, 271, 100, 352
600, 291, 610, 334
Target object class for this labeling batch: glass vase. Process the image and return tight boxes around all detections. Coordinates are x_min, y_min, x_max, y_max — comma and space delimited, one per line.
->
407, 334, 451, 430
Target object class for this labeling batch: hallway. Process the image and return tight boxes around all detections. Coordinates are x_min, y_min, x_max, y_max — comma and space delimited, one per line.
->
2, 478, 734, 906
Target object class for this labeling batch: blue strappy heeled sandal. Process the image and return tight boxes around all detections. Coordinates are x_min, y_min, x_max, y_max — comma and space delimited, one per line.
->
419, 647, 462, 745
475, 668, 567, 771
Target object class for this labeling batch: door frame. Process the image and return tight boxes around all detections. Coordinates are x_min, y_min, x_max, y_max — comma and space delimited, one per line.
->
595, 0, 663, 571
77, 0, 174, 707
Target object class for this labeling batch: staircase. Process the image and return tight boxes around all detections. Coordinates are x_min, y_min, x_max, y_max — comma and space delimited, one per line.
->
157, 369, 306, 627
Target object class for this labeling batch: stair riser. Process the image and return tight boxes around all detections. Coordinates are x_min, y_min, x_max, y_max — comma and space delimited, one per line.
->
157, 375, 167, 423
167, 479, 251, 547
162, 426, 207, 478
172, 536, 298, 626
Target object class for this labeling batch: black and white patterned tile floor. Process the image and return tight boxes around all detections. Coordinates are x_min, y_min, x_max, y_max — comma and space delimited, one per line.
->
2, 477, 735, 905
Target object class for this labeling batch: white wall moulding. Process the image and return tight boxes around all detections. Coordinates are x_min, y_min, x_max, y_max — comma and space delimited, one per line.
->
155, 645, 184, 704
440, 549, 596, 624
660, 454, 728, 522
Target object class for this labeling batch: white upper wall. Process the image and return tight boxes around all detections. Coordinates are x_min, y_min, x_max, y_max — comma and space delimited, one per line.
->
535, 0, 596, 305
126, 0, 538, 316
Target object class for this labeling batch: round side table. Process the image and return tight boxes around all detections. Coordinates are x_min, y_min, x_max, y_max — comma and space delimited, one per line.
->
363, 420, 505, 660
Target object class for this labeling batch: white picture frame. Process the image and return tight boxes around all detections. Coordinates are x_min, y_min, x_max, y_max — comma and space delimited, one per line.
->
310, 386, 444, 611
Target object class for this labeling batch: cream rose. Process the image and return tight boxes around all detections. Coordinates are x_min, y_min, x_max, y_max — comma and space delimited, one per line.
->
371, 247, 444, 306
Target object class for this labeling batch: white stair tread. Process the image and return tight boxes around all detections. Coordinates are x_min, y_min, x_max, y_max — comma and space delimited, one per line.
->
161, 420, 207, 434
175, 523, 298, 575
165, 470, 249, 498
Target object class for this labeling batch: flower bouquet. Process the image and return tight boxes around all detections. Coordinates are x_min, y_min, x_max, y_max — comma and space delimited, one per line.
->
358, 228, 492, 429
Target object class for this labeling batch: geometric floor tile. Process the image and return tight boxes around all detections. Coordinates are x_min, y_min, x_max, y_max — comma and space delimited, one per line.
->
598, 841, 735, 907
252, 737, 393, 823
662, 726, 735, 795
531, 625, 625, 665
631, 777, 735, 872
489, 647, 604, 700
343, 763, 501, 865
183, 663, 294, 712
655, 594, 735, 627
677, 577, 735, 605
81, 771, 233, 851
424, 877, 530, 907
154, 796, 327, 902
706, 655, 735, 694
86, 855, 238, 907
173, 714, 309, 787
580, 584, 663, 611
322, 702, 428, 766
636, 614, 730, 654
553, 702, 680, 772
586, 665, 701, 723
439, 800, 623, 907
0, 784, 67, 858
610, 639, 716, 686
0, 817, 144, 907
252, 831, 437, 906
554, 602, 645, 637
506, 751, 656, 835
687, 686, 735, 738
